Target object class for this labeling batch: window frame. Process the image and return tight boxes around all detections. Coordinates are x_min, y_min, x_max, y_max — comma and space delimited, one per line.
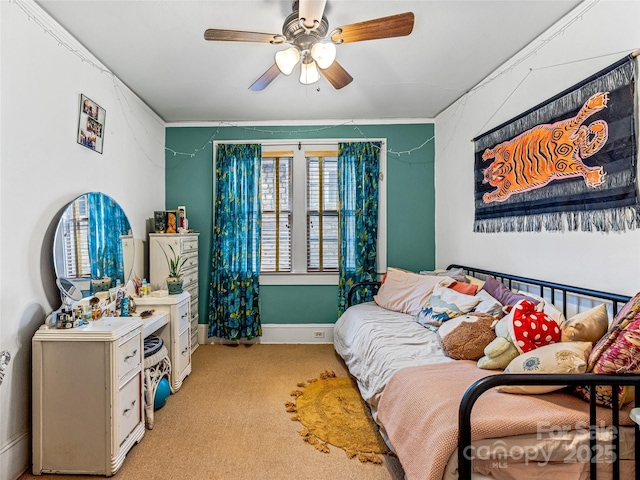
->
214, 139, 387, 286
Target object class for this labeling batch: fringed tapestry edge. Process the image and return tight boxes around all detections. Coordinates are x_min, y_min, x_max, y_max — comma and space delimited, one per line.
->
474, 205, 640, 233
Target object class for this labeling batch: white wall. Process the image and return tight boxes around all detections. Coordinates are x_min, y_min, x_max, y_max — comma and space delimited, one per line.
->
0, 2, 166, 478
435, 0, 640, 297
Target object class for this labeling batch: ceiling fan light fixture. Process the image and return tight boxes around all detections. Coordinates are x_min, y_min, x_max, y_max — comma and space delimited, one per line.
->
275, 47, 301, 75
300, 59, 320, 85
310, 41, 336, 69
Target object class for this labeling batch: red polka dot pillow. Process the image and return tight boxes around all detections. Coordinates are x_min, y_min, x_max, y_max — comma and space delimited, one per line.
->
507, 299, 561, 354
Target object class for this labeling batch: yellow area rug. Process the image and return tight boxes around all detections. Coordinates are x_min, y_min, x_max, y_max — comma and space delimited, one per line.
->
285, 370, 391, 463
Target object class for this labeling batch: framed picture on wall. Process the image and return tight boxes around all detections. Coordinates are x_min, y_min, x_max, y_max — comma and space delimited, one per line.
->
77, 94, 106, 154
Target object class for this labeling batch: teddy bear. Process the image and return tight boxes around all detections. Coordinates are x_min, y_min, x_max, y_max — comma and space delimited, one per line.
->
477, 299, 561, 370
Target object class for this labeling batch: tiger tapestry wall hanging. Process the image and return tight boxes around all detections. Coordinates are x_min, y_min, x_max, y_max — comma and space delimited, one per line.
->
473, 54, 639, 233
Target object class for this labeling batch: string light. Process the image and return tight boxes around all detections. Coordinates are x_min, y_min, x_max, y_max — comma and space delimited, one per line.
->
15, 0, 629, 166
163, 120, 436, 164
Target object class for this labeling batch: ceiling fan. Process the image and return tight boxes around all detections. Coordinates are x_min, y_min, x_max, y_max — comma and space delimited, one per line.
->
204, 0, 414, 91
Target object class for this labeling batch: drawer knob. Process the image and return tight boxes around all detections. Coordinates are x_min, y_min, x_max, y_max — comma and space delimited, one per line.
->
182, 348, 189, 356
124, 349, 138, 362
181, 313, 188, 320
123, 399, 137, 416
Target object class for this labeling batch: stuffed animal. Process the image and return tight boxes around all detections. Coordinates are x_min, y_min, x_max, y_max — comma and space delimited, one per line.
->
477, 299, 561, 370
438, 312, 497, 361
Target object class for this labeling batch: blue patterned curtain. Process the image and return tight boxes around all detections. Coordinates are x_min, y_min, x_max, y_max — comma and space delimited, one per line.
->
208, 144, 262, 340
337, 142, 380, 315
87, 192, 128, 290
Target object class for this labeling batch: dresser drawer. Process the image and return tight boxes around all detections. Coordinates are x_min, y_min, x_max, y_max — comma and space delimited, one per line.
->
176, 329, 191, 375
117, 374, 141, 447
182, 269, 198, 290
181, 251, 198, 273
177, 300, 190, 333
191, 322, 199, 349
186, 283, 198, 303
117, 331, 141, 381
190, 296, 198, 321
181, 236, 198, 253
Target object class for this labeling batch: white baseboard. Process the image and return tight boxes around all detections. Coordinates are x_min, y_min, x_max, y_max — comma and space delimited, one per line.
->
198, 323, 334, 344
1, 430, 29, 480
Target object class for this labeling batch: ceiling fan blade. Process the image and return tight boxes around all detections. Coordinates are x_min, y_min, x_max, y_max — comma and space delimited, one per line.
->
331, 12, 414, 44
320, 61, 353, 90
204, 28, 280, 43
249, 64, 281, 91
298, 0, 327, 28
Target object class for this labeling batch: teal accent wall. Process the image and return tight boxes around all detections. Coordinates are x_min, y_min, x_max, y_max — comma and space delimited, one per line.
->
165, 123, 435, 325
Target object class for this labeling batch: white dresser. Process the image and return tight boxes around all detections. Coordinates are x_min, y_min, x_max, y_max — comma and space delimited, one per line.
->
135, 291, 191, 392
32, 317, 145, 476
149, 233, 200, 352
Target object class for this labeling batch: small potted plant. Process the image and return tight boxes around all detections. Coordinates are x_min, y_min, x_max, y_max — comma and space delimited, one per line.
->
159, 242, 188, 294
91, 245, 112, 292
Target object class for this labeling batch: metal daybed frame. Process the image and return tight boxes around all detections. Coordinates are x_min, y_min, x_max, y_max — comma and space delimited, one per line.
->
346, 264, 639, 480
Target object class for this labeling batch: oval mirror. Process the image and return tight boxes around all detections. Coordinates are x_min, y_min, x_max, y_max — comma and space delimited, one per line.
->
53, 192, 133, 303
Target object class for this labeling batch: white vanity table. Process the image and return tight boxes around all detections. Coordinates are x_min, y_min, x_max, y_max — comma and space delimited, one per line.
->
32, 316, 155, 476
135, 291, 191, 392
37, 192, 192, 475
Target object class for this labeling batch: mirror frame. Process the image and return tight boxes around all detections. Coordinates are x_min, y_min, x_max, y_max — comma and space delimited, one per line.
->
52, 192, 134, 304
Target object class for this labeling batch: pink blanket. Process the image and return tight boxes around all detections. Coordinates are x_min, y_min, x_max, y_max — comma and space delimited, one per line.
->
377, 361, 633, 480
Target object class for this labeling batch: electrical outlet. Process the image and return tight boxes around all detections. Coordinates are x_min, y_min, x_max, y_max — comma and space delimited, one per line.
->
313, 331, 325, 338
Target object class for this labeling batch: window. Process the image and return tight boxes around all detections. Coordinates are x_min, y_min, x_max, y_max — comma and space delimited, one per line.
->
218, 140, 386, 285
306, 152, 338, 272
260, 153, 292, 272
261, 146, 340, 276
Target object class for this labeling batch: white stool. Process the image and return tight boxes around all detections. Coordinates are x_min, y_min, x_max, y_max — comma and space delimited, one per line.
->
143, 344, 171, 429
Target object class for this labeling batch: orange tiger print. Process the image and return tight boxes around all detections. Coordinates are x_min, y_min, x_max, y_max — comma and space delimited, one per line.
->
482, 92, 609, 203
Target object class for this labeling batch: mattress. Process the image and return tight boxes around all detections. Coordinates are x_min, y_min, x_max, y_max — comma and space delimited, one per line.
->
333, 301, 453, 418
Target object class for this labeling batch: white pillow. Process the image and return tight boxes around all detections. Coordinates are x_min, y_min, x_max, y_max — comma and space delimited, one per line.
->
517, 290, 566, 325
415, 285, 480, 326
498, 341, 593, 394
474, 289, 503, 316
374, 267, 454, 316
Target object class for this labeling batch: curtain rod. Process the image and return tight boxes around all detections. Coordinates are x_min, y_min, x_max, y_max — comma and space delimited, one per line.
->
212, 138, 386, 147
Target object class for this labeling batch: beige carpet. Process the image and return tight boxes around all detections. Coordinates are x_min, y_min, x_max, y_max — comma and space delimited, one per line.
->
20, 343, 404, 480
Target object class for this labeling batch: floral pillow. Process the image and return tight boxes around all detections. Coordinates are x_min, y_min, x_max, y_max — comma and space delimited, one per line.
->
415, 285, 480, 326
575, 291, 640, 407
498, 341, 592, 394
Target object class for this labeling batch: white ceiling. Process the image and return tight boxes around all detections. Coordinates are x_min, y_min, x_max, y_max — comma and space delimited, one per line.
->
36, 0, 582, 123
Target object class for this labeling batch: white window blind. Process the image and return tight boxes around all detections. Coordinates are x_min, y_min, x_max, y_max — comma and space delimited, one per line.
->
61, 195, 90, 278
306, 152, 338, 272
260, 153, 292, 272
